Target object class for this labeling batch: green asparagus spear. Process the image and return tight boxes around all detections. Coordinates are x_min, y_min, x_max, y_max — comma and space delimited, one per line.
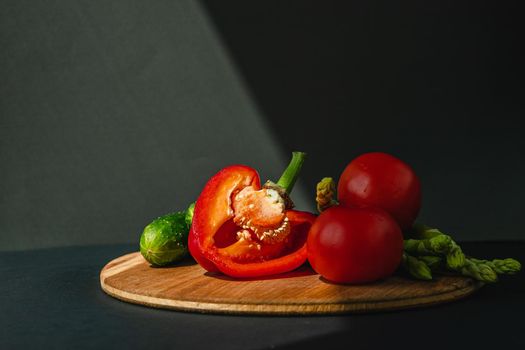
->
445, 240, 466, 270
403, 254, 519, 283
412, 223, 444, 239
402, 253, 433, 280
460, 258, 498, 283
316, 177, 338, 212
402, 225, 521, 282
418, 255, 443, 270
403, 235, 454, 256
469, 258, 521, 275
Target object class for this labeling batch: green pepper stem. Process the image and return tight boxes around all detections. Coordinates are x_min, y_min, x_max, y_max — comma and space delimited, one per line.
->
276, 152, 306, 194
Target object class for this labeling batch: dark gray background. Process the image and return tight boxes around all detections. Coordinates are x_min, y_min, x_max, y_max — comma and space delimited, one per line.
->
1, 0, 524, 251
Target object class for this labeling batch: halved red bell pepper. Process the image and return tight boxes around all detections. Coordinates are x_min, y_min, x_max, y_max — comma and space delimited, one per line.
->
189, 153, 316, 278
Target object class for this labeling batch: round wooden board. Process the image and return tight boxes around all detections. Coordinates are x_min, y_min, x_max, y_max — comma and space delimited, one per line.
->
100, 252, 483, 315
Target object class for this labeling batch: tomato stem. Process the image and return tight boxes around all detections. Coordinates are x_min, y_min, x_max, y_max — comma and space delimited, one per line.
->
276, 152, 306, 194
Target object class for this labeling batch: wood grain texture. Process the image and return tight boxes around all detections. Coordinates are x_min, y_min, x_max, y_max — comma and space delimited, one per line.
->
100, 252, 483, 315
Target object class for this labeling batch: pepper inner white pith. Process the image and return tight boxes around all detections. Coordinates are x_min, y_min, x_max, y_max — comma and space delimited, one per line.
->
232, 186, 291, 244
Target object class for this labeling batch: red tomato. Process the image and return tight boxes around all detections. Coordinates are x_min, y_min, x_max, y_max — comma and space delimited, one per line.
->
337, 152, 421, 230
307, 206, 403, 284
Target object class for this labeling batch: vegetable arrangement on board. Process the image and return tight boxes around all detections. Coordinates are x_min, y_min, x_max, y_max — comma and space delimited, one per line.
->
188, 153, 316, 278
139, 151, 521, 285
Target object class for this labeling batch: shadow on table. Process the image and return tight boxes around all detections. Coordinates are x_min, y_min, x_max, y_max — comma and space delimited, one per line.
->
204, 264, 316, 282
147, 256, 198, 269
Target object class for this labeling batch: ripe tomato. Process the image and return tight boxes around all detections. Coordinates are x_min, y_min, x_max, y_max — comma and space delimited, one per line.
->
337, 152, 421, 231
307, 206, 403, 284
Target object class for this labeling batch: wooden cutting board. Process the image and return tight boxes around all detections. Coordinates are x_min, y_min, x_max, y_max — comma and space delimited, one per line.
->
100, 252, 483, 315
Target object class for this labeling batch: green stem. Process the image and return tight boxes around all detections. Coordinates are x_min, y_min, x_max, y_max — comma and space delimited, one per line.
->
276, 151, 307, 194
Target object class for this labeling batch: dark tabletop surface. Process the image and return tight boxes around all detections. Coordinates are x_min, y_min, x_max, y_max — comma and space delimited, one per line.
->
1, 242, 524, 349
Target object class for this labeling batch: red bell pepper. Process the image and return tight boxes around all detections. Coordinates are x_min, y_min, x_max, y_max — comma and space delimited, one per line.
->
189, 152, 316, 278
